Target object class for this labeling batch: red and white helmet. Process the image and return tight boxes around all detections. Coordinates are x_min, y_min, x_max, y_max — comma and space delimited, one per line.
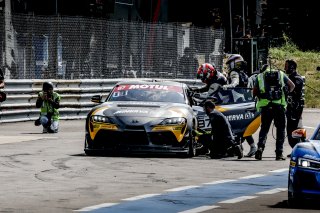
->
197, 63, 216, 83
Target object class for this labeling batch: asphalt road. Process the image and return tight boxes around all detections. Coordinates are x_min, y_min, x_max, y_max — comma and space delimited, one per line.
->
0, 109, 319, 213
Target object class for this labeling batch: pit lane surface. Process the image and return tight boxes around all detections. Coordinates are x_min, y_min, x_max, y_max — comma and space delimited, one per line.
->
0, 109, 319, 212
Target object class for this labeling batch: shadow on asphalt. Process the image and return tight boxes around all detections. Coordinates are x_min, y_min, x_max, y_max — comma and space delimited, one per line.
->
271, 199, 320, 210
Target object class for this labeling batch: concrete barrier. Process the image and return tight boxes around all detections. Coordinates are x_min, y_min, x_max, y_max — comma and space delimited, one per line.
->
0, 78, 203, 123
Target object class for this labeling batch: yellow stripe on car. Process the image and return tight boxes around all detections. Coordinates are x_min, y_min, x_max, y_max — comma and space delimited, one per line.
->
243, 115, 261, 137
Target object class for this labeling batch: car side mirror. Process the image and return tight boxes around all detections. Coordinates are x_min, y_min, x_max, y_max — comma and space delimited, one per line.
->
91, 95, 102, 103
292, 128, 306, 142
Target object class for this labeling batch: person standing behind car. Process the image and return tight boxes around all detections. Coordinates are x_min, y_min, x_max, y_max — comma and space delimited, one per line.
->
35, 82, 61, 133
284, 59, 305, 155
0, 67, 6, 103
253, 69, 295, 160
203, 100, 243, 159
223, 54, 256, 157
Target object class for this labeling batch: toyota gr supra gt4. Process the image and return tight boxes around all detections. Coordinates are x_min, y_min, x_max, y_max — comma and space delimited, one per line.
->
84, 80, 198, 157
288, 124, 320, 205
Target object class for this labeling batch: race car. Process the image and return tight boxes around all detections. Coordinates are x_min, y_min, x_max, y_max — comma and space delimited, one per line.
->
288, 124, 320, 205
192, 87, 261, 144
84, 80, 198, 157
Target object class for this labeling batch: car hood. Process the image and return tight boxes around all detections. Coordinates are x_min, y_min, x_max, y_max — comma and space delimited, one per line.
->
293, 141, 320, 160
90, 101, 191, 126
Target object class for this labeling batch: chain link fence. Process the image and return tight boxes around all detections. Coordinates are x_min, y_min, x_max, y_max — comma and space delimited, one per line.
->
1, 14, 225, 80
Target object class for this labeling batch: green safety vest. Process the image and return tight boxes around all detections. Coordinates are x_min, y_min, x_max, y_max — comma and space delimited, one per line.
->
38, 91, 61, 121
256, 70, 287, 112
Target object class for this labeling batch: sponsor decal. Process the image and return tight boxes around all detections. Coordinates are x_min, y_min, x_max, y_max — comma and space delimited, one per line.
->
113, 109, 149, 115
114, 84, 183, 92
290, 161, 296, 167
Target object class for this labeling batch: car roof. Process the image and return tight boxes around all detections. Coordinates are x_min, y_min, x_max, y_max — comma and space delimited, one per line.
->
115, 80, 186, 87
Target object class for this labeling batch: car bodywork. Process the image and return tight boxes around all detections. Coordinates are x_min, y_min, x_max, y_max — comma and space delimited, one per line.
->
84, 80, 198, 157
192, 87, 261, 143
288, 124, 320, 203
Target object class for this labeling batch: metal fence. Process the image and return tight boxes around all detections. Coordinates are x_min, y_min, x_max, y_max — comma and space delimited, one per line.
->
1, 13, 225, 80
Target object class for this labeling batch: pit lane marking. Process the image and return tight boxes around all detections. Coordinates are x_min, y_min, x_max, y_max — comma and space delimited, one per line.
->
239, 174, 265, 179
75, 169, 288, 212
203, 179, 236, 185
122, 194, 161, 201
74, 203, 118, 212
269, 168, 289, 173
165, 185, 200, 192
218, 195, 257, 204
178, 205, 220, 213
256, 188, 287, 195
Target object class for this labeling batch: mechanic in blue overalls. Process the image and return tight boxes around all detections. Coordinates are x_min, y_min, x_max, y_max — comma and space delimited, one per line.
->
253, 69, 295, 160
35, 82, 61, 133
202, 100, 243, 159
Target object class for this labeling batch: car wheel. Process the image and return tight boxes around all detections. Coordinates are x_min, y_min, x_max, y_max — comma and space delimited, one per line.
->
84, 136, 97, 156
288, 180, 302, 208
187, 130, 196, 158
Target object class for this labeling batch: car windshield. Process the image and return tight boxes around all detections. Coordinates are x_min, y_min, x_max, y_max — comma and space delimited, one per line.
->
108, 84, 185, 104
313, 127, 320, 140
214, 88, 255, 105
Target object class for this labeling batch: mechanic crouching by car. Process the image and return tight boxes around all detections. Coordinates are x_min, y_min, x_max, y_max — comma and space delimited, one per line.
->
253, 69, 295, 160
284, 59, 305, 156
202, 100, 243, 159
35, 82, 61, 133
191, 63, 227, 97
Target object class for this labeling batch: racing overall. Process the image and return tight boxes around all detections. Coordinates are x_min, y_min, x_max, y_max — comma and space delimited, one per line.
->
286, 71, 304, 148
196, 71, 227, 97
255, 70, 288, 159
36, 91, 61, 133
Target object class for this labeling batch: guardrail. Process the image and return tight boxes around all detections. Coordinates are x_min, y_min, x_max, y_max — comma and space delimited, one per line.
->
0, 79, 203, 123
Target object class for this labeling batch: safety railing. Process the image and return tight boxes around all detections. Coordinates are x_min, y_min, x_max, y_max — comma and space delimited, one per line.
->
0, 79, 203, 123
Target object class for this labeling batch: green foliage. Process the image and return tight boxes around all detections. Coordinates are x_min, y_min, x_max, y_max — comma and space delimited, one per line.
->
269, 38, 320, 108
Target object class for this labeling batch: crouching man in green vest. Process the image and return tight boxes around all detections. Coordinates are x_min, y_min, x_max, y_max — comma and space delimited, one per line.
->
35, 82, 61, 133
253, 69, 295, 160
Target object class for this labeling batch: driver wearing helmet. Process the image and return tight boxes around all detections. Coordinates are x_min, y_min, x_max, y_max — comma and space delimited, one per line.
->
223, 54, 248, 89
192, 63, 227, 97
35, 82, 61, 133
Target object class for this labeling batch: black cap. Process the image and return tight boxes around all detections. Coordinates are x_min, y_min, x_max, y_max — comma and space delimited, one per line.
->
204, 100, 215, 109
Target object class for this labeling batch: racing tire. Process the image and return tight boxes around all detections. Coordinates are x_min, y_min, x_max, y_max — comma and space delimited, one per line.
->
185, 130, 196, 158
84, 136, 98, 156
288, 181, 303, 208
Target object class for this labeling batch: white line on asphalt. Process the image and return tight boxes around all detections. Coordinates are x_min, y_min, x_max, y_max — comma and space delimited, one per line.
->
178, 205, 220, 213
203, 179, 236, 185
122, 193, 160, 201
165, 185, 200, 192
256, 188, 287, 195
269, 168, 289, 173
74, 203, 118, 212
239, 174, 265, 179
219, 196, 257, 204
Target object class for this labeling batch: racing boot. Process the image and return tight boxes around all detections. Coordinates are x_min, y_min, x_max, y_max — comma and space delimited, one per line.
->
275, 151, 286, 161
255, 147, 263, 160
245, 145, 257, 157
233, 145, 243, 159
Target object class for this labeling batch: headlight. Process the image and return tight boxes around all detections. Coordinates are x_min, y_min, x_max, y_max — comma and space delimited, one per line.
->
297, 157, 320, 169
91, 115, 113, 123
159, 117, 186, 125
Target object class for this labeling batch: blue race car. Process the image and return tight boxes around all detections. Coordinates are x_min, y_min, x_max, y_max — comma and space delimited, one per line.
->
288, 124, 320, 205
